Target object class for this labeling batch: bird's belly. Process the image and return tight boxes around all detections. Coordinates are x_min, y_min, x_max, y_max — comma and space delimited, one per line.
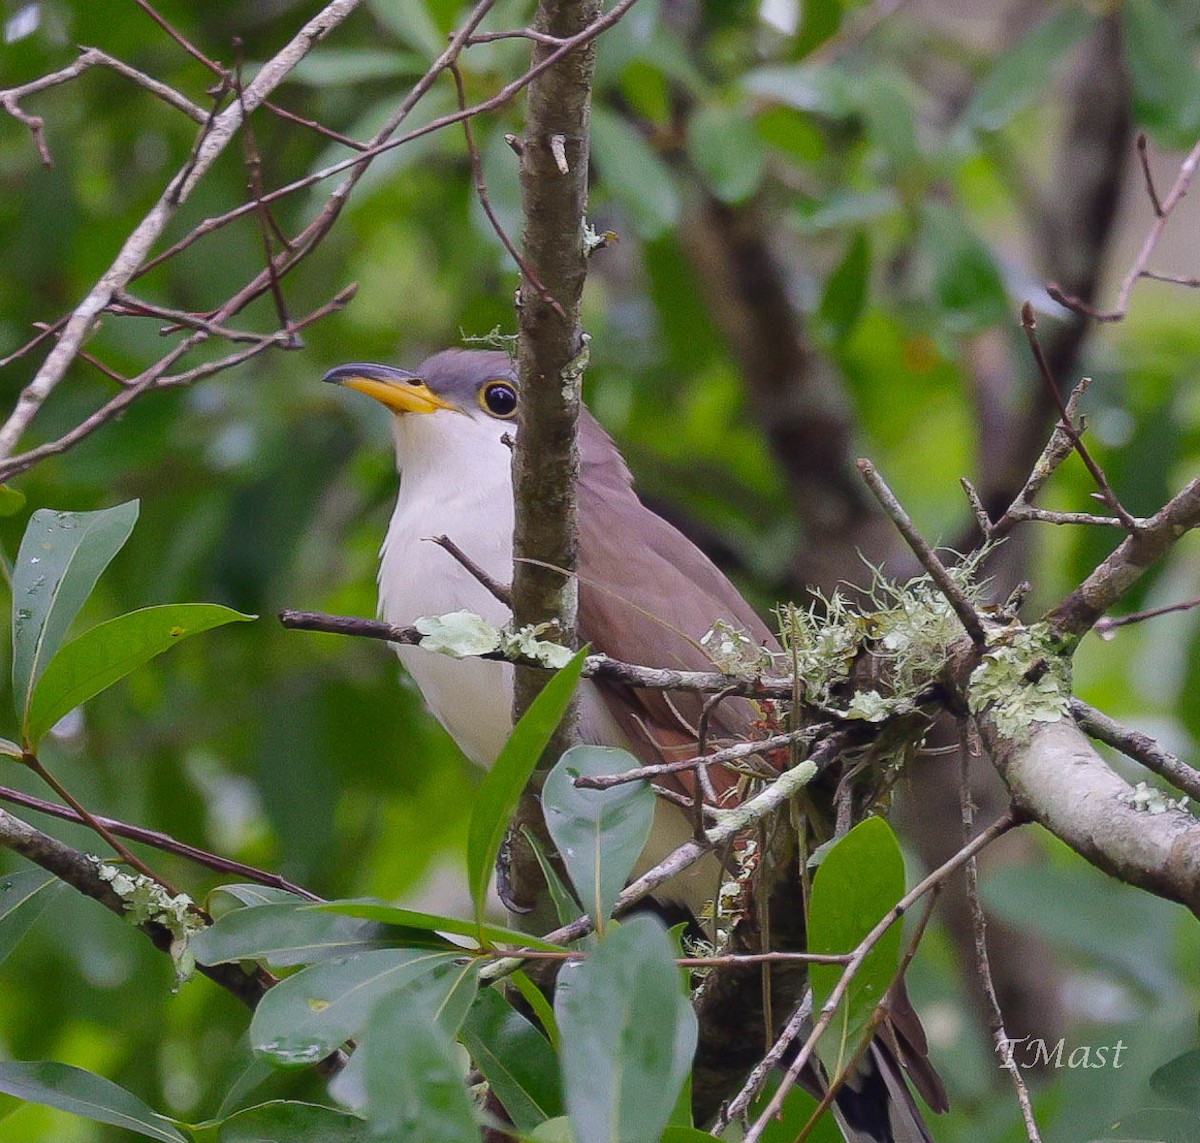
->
396, 645, 514, 768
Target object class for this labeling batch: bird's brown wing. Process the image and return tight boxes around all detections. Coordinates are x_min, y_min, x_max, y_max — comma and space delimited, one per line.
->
576, 411, 781, 803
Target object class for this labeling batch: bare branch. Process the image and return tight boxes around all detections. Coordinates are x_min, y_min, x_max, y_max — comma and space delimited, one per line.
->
857, 458, 988, 644
1070, 699, 1200, 803
1049, 132, 1200, 322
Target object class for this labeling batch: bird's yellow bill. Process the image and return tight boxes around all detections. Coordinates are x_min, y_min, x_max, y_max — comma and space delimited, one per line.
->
334, 375, 456, 415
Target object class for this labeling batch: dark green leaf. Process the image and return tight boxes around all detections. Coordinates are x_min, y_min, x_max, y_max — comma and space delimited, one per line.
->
0, 1061, 185, 1142
24, 603, 254, 744
686, 102, 767, 204
660, 1130, 723, 1143
317, 900, 559, 950
521, 825, 585, 928
1151, 1048, 1200, 1109
555, 915, 696, 1143
12, 501, 139, 729
249, 949, 466, 1065
466, 647, 587, 929
365, 0, 443, 56
918, 202, 1009, 333
808, 818, 905, 1082
0, 868, 62, 964
460, 987, 563, 1133
590, 106, 681, 239
542, 745, 655, 932
960, 7, 1094, 134
1124, 0, 1200, 148
190, 901, 449, 968
793, 0, 841, 59
209, 885, 307, 910
215, 1100, 371, 1143
818, 231, 871, 343
511, 969, 562, 1053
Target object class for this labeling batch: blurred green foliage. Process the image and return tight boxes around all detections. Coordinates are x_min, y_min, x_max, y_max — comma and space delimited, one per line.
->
2, 1, 1200, 1140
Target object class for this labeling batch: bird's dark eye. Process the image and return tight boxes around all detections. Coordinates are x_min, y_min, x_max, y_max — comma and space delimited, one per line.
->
479, 380, 518, 419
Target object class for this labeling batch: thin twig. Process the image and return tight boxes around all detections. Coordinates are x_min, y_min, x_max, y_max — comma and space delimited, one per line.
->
1093, 595, 1200, 635
1069, 699, 1200, 803
960, 729, 1043, 1142
573, 727, 816, 789
1049, 132, 1200, 321
0, 784, 321, 900
449, 62, 565, 318
1020, 303, 1137, 530
857, 458, 988, 644
278, 608, 796, 697
717, 995, 813, 1129
1136, 133, 1164, 217
428, 535, 512, 607
19, 753, 181, 898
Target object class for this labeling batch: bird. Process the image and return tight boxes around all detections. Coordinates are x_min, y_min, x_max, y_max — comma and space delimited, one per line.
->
324, 347, 946, 1143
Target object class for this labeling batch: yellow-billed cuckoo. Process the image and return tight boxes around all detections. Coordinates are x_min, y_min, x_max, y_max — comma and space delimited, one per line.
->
324, 348, 946, 1143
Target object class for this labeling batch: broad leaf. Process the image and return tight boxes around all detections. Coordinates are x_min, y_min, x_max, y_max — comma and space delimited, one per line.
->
191, 900, 450, 968
1124, 0, 1200, 148
0, 868, 63, 964
317, 899, 562, 951
0, 1060, 185, 1142
12, 501, 139, 727
460, 987, 563, 1133
686, 101, 766, 204
24, 603, 254, 744
542, 745, 655, 932
808, 817, 906, 1081
818, 231, 871, 343
466, 646, 587, 928
590, 106, 681, 239
338, 989, 479, 1143
249, 948, 466, 1065
215, 1100, 371, 1143
959, 7, 1094, 135
918, 202, 1008, 333
1149, 1047, 1200, 1108
555, 915, 696, 1143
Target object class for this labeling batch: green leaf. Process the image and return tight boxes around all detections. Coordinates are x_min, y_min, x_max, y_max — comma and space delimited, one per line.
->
542, 745, 655, 933
0, 484, 26, 517
660, 1130, 723, 1143
0, 1061, 186, 1142
215, 1100, 371, 1143
0, 868, 63, 964
340, 989, 479, 1143
459, 987, 563, 1134
1151, 1048, 1200, 1109
366, 0, 444, 57
1124, 0, 1200, 148
793, 0, 842, 58
511, 968, 561, 1053
191, 901, 452, 968
686, 102, 766, 204
521, 825, 585, 928
527, 1119, 575, 1143
590, 106, 681, 239
960, 7, 1094, 135
808, 817, 906, 1082
208, 884, 306, 910
289, 48, 423, 86
24, 603, 255, 745
12, 501, 139, 728
742, 64, 856, 118
918, 202, 1009, 333
466, 646, 587, 929
249, 948, 466, 1066
316, 900, 563, 951
818, 231, 871, 343
555, 915, 697, 1143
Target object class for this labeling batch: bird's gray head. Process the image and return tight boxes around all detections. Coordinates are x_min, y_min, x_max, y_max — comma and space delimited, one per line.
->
323, 349, 518, 424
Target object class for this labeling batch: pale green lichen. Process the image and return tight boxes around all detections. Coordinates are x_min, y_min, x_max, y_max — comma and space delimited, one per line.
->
967, 621, 1071, 741
1121, 780, 1189, 815
700, 619, 774, 674
415, 610, 502, 658
498, 624, 575, 669
91, 858, 205, 984
416, 610, 575, 668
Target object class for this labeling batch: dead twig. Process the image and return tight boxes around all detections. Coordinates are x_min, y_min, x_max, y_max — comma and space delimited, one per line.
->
857, 458, 988, 645
427, 535, 513, 608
